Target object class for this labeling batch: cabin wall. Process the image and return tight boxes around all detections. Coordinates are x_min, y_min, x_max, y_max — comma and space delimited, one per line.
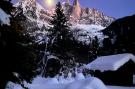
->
94, 70, 132, 86
133, 75, 135, 85
93, 60, 135, 86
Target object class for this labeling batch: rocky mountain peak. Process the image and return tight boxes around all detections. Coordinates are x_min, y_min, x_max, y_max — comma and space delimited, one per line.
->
15, 0, 115, 27
71, 0, 81, 20
79, 8, 115, 27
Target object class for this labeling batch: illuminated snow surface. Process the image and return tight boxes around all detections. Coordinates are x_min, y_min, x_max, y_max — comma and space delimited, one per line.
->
6, 73, 107, 89
6, 74, 135, 89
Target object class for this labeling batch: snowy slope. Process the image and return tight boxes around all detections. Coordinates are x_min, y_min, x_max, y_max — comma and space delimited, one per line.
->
14, 0, 51, 27
71, 24, 105, 45
13, 0, 52, 42
0, 8, 11, 26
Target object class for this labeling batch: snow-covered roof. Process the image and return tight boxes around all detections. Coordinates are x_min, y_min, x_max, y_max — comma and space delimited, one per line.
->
0, 8, 11, 26
86, 53, 135, 72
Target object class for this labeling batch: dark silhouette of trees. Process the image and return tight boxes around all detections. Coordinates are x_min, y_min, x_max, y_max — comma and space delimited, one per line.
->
88, 36, 100, 61
103, 15, 135, 54
0, 0, 38, 89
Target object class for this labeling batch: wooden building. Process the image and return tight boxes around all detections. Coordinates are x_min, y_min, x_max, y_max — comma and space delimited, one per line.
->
86, 53, 135, 86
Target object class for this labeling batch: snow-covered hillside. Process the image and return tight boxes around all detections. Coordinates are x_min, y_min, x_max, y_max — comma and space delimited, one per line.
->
14, 0, 50, 27
13, 0, 51, 42
71, 24, 105, 45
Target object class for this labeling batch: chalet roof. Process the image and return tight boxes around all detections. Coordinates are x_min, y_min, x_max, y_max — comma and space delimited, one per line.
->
85, 53, 135, 72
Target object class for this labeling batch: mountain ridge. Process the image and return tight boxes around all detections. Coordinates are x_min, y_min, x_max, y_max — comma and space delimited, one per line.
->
14, 0, 115, 27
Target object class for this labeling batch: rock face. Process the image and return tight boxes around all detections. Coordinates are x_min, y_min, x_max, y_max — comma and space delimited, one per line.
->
14, 0, 115, 27
62, 0, 115, 27
79, 8, 115, 27
71, 0, 81, 21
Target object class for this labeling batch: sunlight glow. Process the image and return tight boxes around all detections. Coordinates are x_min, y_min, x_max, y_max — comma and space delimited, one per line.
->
44, 0, 55, 8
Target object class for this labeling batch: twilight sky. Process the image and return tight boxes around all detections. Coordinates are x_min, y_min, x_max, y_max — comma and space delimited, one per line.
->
12, 0, 135, 19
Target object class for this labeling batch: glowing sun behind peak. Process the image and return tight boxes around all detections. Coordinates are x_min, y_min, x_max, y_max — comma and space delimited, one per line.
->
44, 0, 55, 8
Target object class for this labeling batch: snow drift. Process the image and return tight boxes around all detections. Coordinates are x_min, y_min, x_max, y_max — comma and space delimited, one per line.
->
6, 75, 107, 89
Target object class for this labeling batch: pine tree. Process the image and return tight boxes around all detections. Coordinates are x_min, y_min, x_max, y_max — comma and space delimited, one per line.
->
42, 2, 72, 77
49, 2, 72, 54
50, 2, 71, 44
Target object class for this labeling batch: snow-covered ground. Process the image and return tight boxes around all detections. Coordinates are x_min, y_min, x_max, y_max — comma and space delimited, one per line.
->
6, 74, 135, 89
6, 73, 107, 89
107, 86, 135, 89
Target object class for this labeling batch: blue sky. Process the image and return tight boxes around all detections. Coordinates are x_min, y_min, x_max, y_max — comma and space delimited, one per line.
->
12, 0, 135, 19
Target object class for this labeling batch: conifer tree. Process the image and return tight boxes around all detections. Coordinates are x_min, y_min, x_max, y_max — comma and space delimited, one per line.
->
50, 2, 71, 44
48, 2, 72, 55
42, 2, 72, 77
